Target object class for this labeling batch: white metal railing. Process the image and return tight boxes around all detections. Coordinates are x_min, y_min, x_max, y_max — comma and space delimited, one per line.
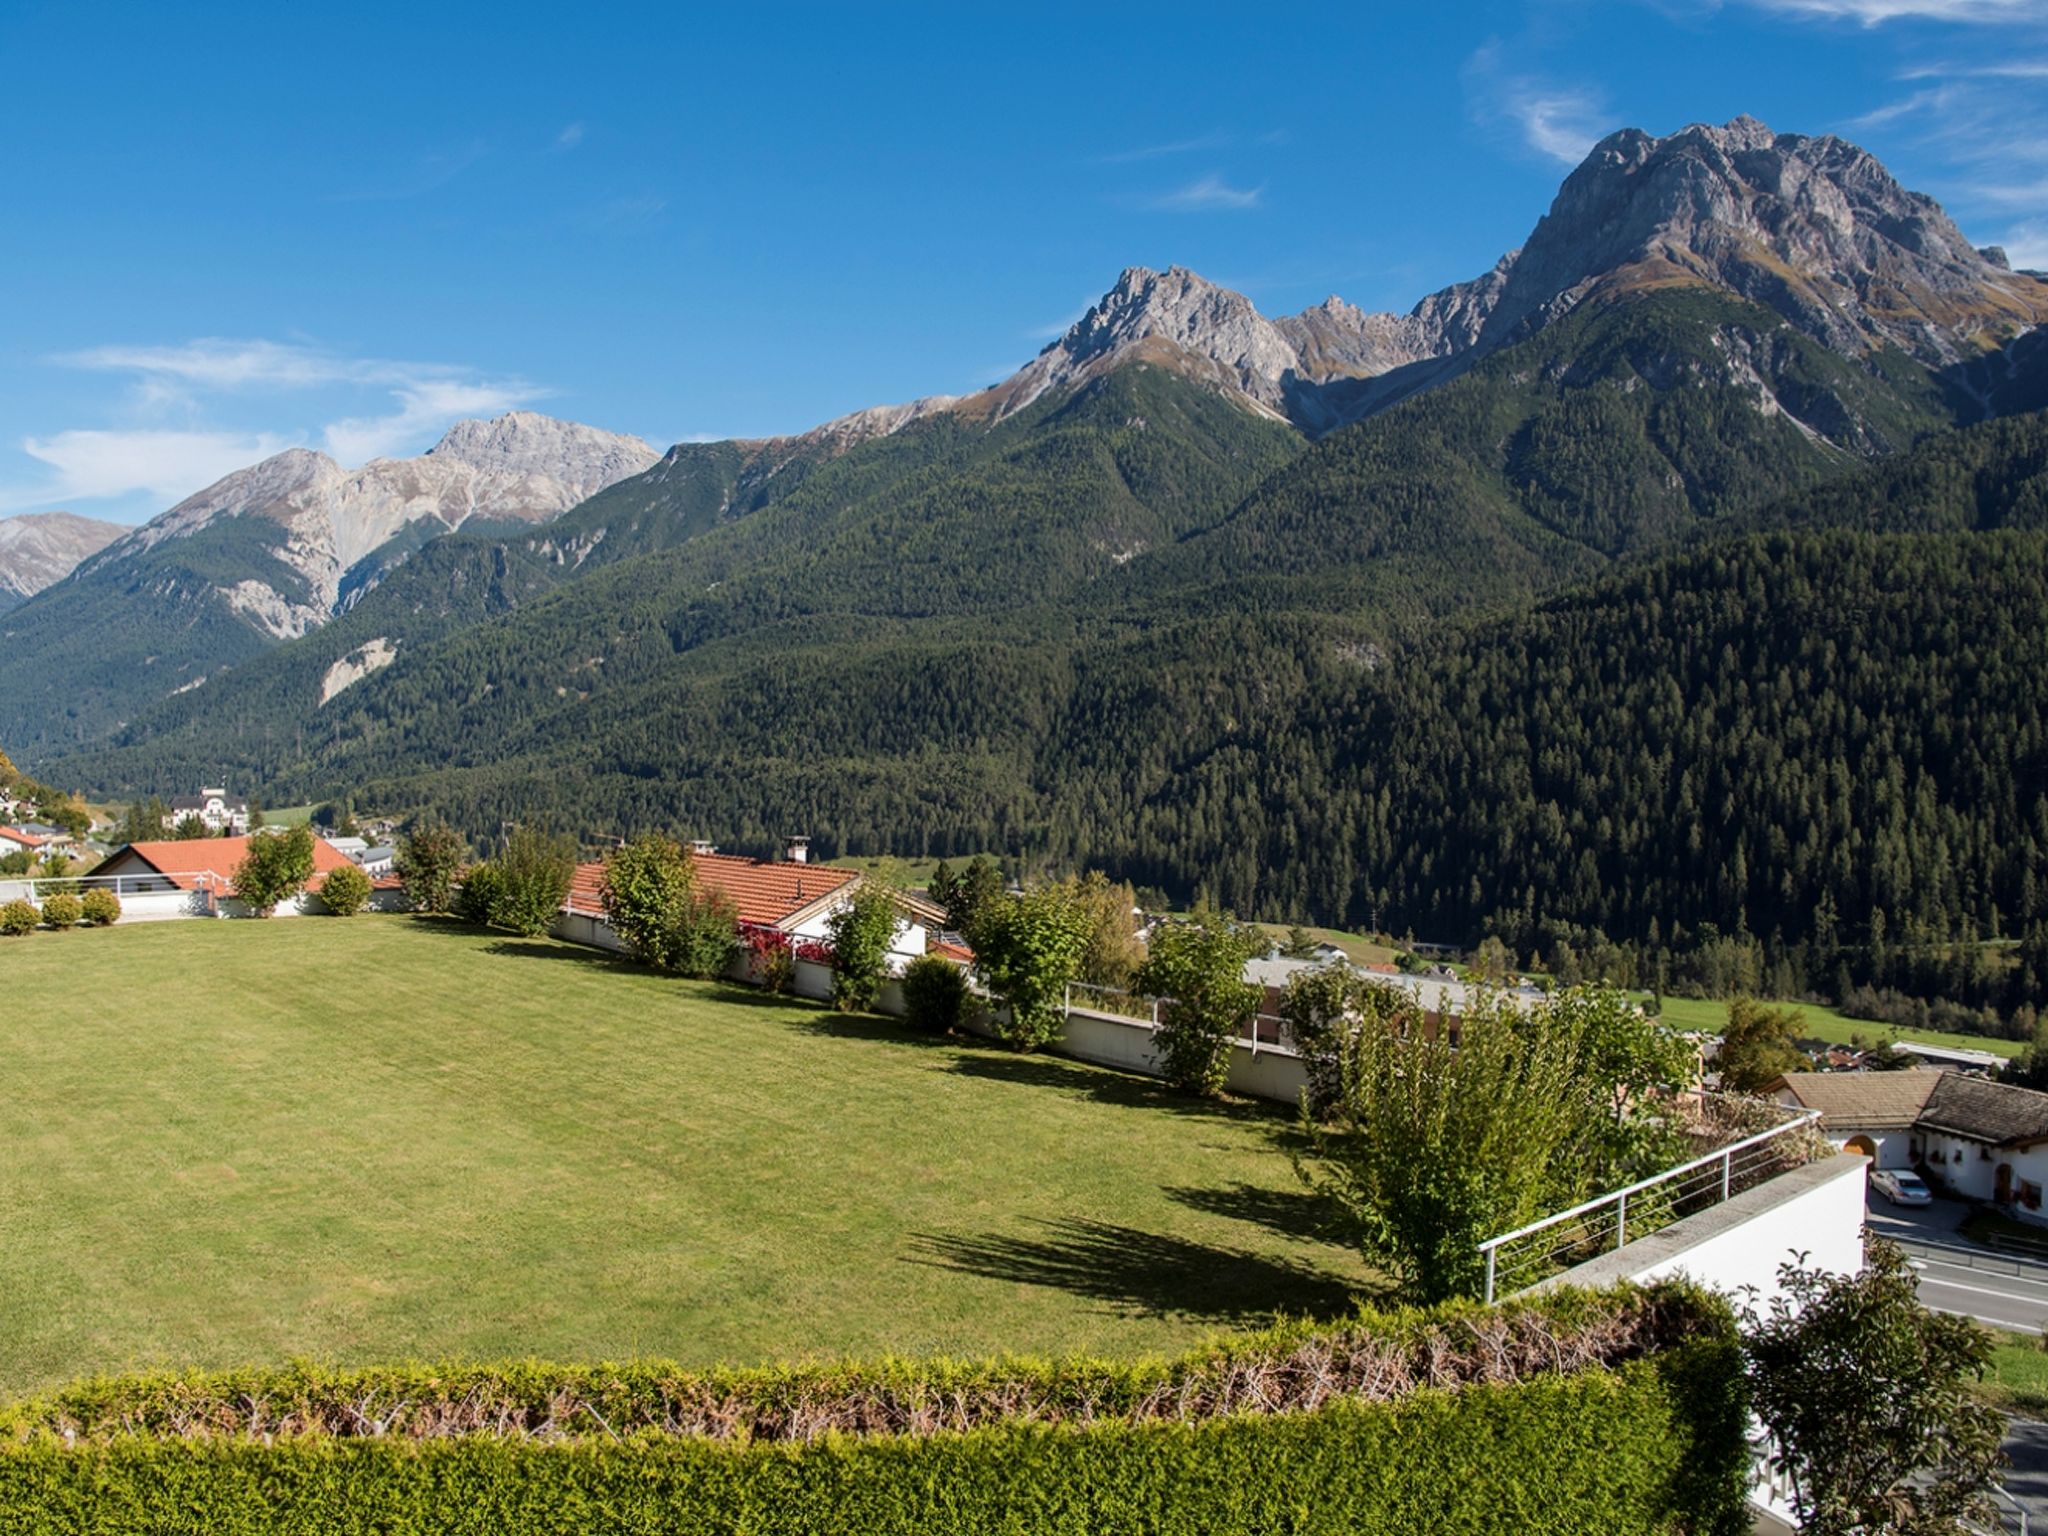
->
1478, 1102, 1823, 1302
0, 871, 221, 902
1063, 981, 1299, 1059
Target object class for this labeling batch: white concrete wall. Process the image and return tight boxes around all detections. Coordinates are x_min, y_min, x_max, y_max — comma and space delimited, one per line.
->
1533, 1153, 1869, 1313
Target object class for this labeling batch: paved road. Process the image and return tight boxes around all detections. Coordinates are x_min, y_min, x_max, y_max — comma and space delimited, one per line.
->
1867, 1194, 2048, 1333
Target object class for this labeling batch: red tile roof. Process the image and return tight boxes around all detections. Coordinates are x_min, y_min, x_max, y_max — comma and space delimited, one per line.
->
567, 852, 860, 930
930, 939, 975, 963
110, 835, 360, 896
0, 825, 49, 848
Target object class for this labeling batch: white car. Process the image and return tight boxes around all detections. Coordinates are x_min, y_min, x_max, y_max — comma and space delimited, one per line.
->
1870, 1170, 1933, 1207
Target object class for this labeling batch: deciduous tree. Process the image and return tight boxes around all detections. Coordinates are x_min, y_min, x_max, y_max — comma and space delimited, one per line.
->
971, 884, 1092, 1049
1745, 1240, 2002, 1536
396, 818, 465, 915
320, 863, 373, 917
824, 881, 900, 1012
233, 826, 316, 917
1134, 908, 1262, 1097
1717, 997, 1810, 1093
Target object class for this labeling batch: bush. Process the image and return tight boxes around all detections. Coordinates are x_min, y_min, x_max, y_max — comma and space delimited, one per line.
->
901, 953, 969, 1033
488, 827, 577, 937
1134, 908, 1263, 1096
0, 1285, 1747, 1535
825, 882, 900, 1012
0, 899, 39, 937
39, 892, 82, 929
457, 861, 503, 927
320, 864, 373, 918
970, 885, 1092, 1050
601, 837, 738, 977
233, 826, 316, 917
79, 888, 121, 927
395, 820, 465, 915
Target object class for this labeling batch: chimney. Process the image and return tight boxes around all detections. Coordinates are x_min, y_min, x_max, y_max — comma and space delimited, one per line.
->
689, 839, 716, 856
784, 835, 810, 864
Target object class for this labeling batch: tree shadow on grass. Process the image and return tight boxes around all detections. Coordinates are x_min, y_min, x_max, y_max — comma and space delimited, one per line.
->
1165, 1182, 1352, 1247
486, 938, 624, 968
942, 1050, 1290, 1126
908, 1219, 1361, 1324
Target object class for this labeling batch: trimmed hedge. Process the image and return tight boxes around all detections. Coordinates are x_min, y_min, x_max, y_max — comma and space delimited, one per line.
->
0, 1285, 1749, 1533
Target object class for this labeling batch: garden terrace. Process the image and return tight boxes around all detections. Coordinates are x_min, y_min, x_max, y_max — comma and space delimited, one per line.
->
0, 916, 1372, 1397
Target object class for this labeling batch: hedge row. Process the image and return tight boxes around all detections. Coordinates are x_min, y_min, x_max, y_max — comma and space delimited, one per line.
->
0, 1285, 1750, 1534
0, 1350, 1746, 1535
4, 1286, 1711, 1445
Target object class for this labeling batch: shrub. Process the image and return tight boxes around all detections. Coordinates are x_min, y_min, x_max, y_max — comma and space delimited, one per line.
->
488, 827, 577, 937
601, 837, 738, 977
1, 899, 39, 936
0, 1285, 1747, 1536
825, 882, 900, 1012
79, 888, 121, 927
743, 926, 796, 993
39, 892, 82, 930
457, 861, 503, 926
320, 864, 373, 918
970, 885, 1092, 1050
901, 953, 970, 1033
233, 826, 316, 917
1134, 907, 1263, 1096
395, 819, 465, 915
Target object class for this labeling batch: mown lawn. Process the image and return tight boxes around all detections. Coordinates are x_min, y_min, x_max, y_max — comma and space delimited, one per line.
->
0, 916, 1368, 1396
1649, 994, 2024, 1060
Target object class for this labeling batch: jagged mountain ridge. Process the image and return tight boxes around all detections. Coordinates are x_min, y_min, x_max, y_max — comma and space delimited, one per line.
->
86, 411, 659, 637
919, 116, 2048, 439
0, 512, 125, 612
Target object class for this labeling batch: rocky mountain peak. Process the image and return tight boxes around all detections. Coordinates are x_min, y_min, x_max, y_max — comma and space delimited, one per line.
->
0, 511, 127, 605
1489, 115, 2047, 363
425, 410, 657, 486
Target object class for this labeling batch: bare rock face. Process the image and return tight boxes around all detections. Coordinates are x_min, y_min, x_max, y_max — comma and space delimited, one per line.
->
0, 511, 126, 604
1483, 115, 2048, 365
928, 117, 2046, 439
83, 414, 660, 638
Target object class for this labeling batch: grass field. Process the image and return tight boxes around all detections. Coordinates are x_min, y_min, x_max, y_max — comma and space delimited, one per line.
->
0, 917, 1368, 1397
1648, 994, 2025, 1061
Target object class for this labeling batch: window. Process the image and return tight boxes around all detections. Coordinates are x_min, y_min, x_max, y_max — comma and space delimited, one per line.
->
2024, 1181, 2043, 1212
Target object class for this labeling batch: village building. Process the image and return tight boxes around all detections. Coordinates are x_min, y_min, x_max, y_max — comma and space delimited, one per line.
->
96, 834, 402, 916
162, 788, 251, 836
1771, 1068, 2048, 1220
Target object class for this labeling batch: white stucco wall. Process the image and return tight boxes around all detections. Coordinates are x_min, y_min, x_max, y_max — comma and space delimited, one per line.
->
1533, 1152, 1869, 1312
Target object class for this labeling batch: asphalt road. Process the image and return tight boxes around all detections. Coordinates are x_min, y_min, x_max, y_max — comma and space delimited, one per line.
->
1867, 1195, 2048, 1334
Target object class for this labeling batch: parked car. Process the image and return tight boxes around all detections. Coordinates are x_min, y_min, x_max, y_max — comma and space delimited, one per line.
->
1870, 1170, 1933, 1207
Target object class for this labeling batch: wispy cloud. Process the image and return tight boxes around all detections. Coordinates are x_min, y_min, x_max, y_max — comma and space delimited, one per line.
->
12, 338, 545, 511
1101, 131, 1232, 164
1463, 43, 1611, 168
2001, 220, 2048, 270
555, 121, 586, 150
1144, 173, 1262, 212
9, 428, 298, 510
1743, 0, 2042, 22
323, 378, 539, 464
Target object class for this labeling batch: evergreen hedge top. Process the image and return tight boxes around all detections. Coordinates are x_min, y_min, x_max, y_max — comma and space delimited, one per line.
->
4, 1283, 1728, 1447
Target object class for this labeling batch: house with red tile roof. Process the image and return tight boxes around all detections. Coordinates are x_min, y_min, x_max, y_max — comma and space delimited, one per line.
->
0, 825, 50, 856
556, 846, 937, 971
96, 833, 403, 916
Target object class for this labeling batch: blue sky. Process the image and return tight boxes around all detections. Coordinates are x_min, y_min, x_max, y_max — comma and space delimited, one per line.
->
4, 0, 2046, 523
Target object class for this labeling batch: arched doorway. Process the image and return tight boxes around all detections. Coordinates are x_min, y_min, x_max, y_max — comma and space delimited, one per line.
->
1845, 1134, 1879, 1161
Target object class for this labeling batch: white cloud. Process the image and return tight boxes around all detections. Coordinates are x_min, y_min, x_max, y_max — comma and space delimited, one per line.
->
1144, 174, 1263, 212
323, 378, 541, 464
1102, 132, 1232, 164
12, 428, 297, 508
556, 121, 586, 150
1463, 43, 1611, 168
1745, 0, 2043, 21
2001, 219, 2048, 270
1507, 89, 1609, 164
14, 338, 547, 512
